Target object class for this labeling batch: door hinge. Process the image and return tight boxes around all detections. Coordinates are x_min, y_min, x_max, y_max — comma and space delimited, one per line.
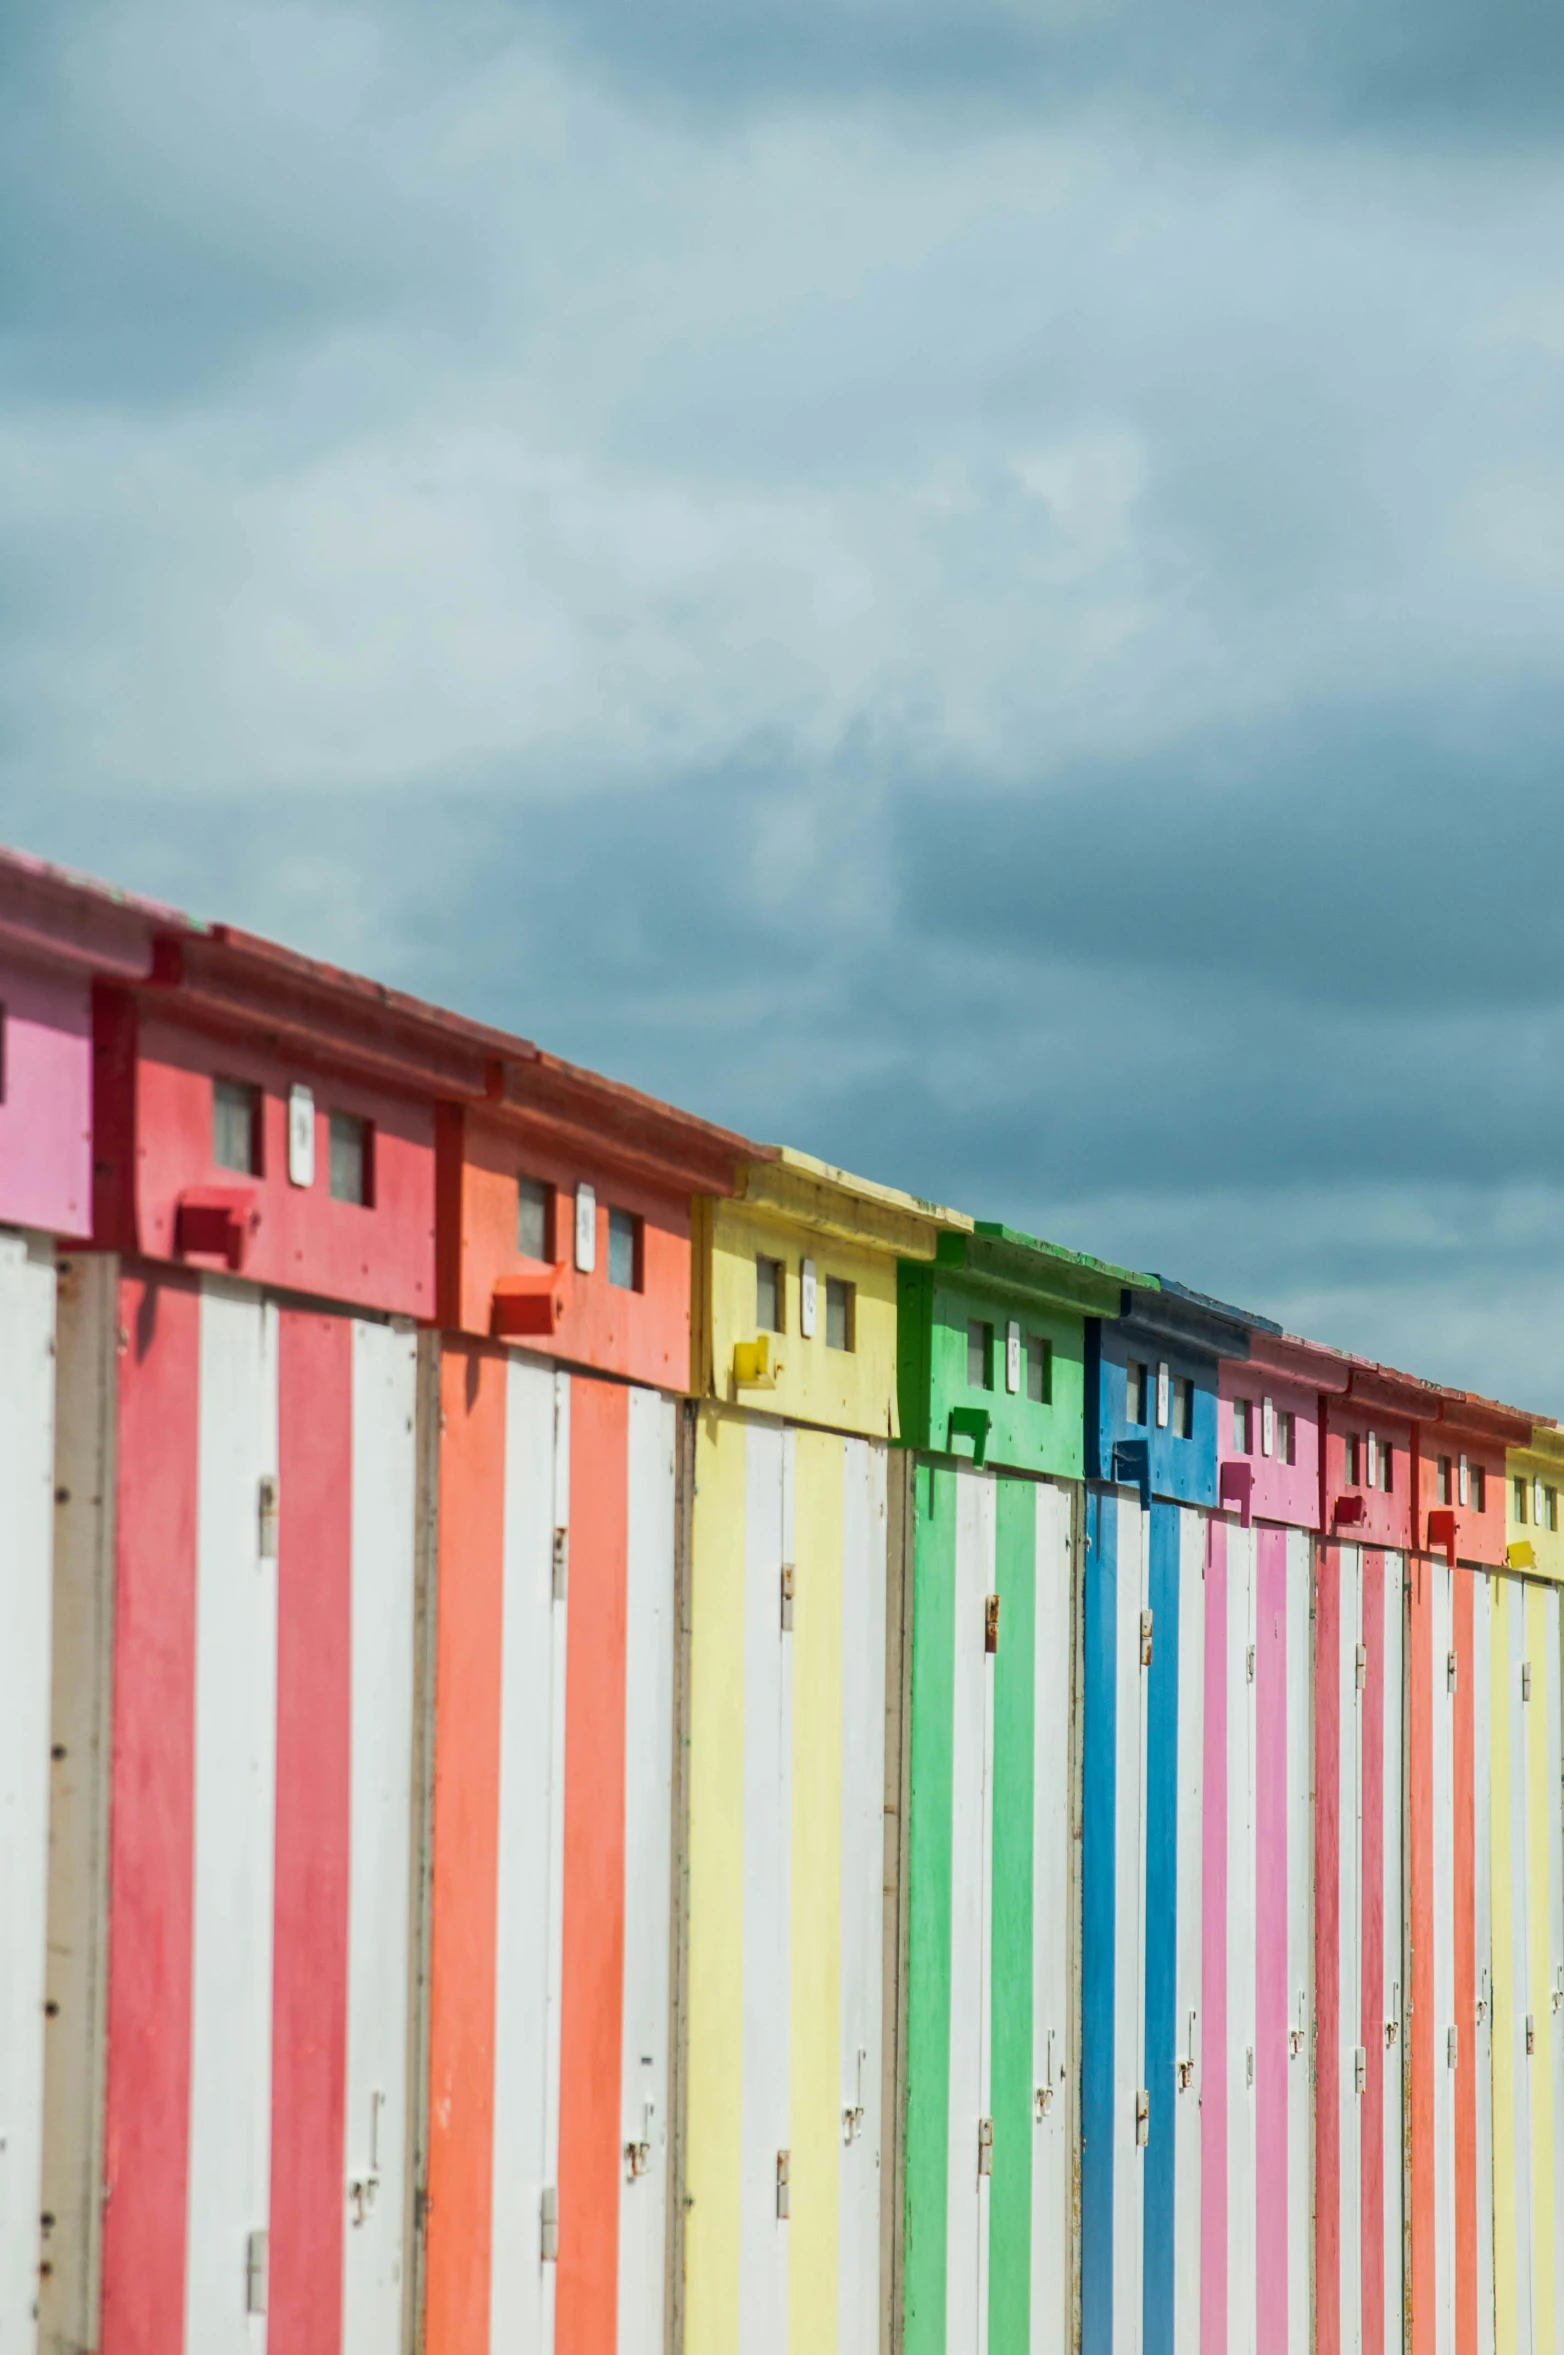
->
780, 1561, 796, 1633
985, 1593, 1000, 1654
1134, 2088, 1150, 2145
258, 1475, 279, 1560
977, 2117, 994, 2177
552, 1526, 569, 1602
348, 2087, 384, 2225
1447, 1649, 1458, 1694
1354, 2046, 1367, 2094
1447, 2024, 1459, 2069
1245, 2045, 1255, 2088
1355, 1641, 1367, 1691
1140, 1609, 1154, 1669
1522, 1661, 1533, 1702
246, 2229, 268, 2316
541, 2185, 559, 2261
775, 2150, 790, 2220
1246, 1644, 1256, 1684
1526, 2012, 1536, 2056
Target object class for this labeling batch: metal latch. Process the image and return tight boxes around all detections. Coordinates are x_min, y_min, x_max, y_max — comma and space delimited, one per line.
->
1246, 1644, 1255, 1685
842, 2047, 867, 2144
1554, 1969, 1563, 2016
1245, 2046, 1255, 2088
977, 2118, 994, 2177
1177, 2009, 1198, 2090
541, 2186, 559, 2261
1289, 1999, 1305, 2061
1355, 1642, 1367, 1691
776, 2150, 790, 2220
781, 1562, 796, 1633
246, 2229, 268, 2316
985, 1594, 1000, 1654
1140, 1610, 1154, 1669
1447, 2025, 1459, 2070
1354, 2046, 1367, 2094
1523, 1661, 1533, 1702
1527, 2013, 1536, 2056
1447, 1651, 1458, 1694
625, 2096, 656, 2180
348, 2089, 384, 2226
552, 1527, 569, 1602
1134, 2089, 1150, 2146
258, 1476, 279, 1560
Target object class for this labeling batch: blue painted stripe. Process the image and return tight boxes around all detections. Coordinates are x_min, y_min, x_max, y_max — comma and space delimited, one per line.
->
1141, 1502, 1182, 2355
1081, 1488, 1117, 2355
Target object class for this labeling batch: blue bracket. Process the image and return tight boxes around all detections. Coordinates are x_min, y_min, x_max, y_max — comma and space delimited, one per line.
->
1111, 1438, 1150, 1510
948, 1407, 991, 1466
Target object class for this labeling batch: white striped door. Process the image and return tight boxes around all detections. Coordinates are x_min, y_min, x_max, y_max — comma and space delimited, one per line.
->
1173, 1507, 1204, 2355
490, 1358, 569, 2354
837, 1436, 888, 2350
1031, 1480, 1073, 2355
1474, 1575, 1496, 2355
1284, 1528, 1312, 2355
948, 1466, 996, 2354
737, 1420, 791, 2355
1434, 1561, 1458, 2355
1380, 1557, 1405, 2355
0, 1232, 56, 2355
1228, 1525, 1258, 2355
1339, 1543, 1364, 2355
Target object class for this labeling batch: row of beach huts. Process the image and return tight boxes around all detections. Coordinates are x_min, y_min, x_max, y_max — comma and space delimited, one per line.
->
1, 842, 1562, 2355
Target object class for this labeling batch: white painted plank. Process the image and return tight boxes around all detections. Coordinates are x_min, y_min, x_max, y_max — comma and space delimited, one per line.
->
341, 1320, 418, 2355
185, 1282, 278, 2355
945, 1465, 993, 2355
1114, 1495, 1147, 2355
1546, 1588, 1564, 2355
1434, 1563, 1456, 2355
1381, 1555, 1404, 2355
1474, 1574, 1495, 2355
1340, 1545, 1362, 2355
1030, 1480, 1073, 2355
1228, 1522, 1257, 2355
737, 1418, 789, 2355
0, 1232, 56, 2355
1285, 1528, 1312, 2355
490, 1355, 564, 2353
836, 1436, 886, 2353
618, 1387, 677, 2355
1509, 1583, 1535, 2355
1172, 1505, 1204, 2355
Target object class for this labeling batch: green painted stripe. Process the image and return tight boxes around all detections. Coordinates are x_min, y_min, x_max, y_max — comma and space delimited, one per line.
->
989, 1473, 1037, 2353
905, 1460, 956, 2352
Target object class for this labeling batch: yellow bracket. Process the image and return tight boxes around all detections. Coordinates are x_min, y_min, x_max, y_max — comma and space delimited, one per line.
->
733, 1335, 779, 1389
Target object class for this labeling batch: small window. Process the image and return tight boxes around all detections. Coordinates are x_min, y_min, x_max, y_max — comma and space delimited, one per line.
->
825, 1277, 855, 1353
1344, 1434, 1361, 1486
328, 1111, 372, 1206
756, 1255, 785, 1334
1548, 1488, 1559, 1533
213, 1077, 261, 1175
967, 1320, 994, 1391
1471, 1465, 1486, 1514
1234, 1399, 1254, 1455
1515, 1477, 1529, 1525
1026, 1337, 1052, 1405
517, 1175, 553, 1263
1381, 1444, 1394, 1494
1438, 1457, 1452, 1507
1276, 1409, 1296, 1466
1126, 1362, 1148, 1425
1174, 1376, 1195, 1441
608, 1208, 641, 1291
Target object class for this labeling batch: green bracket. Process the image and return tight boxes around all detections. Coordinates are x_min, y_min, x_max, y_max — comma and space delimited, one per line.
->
947, 1406, 991, 1466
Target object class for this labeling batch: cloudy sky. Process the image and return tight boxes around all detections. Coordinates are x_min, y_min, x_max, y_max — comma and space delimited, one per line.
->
4, 0, 1564, 1405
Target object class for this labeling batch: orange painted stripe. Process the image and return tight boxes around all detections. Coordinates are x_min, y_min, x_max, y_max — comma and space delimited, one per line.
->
1408, 1553, 1436, 2355
1452, 1570, 1477, 2355
425, 1341, 508, 2355
557, 1375, 630, 2355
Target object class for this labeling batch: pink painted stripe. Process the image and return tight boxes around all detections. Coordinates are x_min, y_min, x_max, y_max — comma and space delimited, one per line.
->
1315, 1545, 1342, 2355
1255, 1528, 1290, 2348
1360, 1552, 1387, 2355
1202, 1516, 1229, 2355
270, 1311, 353, 2355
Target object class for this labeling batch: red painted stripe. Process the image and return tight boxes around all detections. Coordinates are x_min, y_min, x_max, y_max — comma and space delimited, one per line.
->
425, 1342, 507, 2355
269, 1311, 354, 2355
1254, 1529, 1290, 2342
1407, 1553, 1435, 2355
1361, 1551, 1387, 2355
1201, 1517, 1228, 2355
101, 1272, 200, 2355
1452, 1570, 1477, 2355
557, 1376, 630, 2355
1315, 1544, 1342, 2355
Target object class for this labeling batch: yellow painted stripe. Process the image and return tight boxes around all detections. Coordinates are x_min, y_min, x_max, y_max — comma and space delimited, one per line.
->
1492, 1580, 1519, 2355
686, 1409, 748, 2355
1528, 1581, 1556, 2354
789, 1429, 843, 2354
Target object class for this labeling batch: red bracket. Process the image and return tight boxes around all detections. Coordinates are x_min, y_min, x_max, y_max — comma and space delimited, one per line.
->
1332, 1493, 1366, 1527
175, 1187, 258, 1271
492, 1271, 566, 1339
1219, 1460, 1254, 1529
1427, 1508, 1457, 1569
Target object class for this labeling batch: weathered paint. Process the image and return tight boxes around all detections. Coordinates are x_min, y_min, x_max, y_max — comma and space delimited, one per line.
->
424, 1342, 676, 2355
683, 1408, 888, 2355
0, 1232, 57, 2352
900, 1461, 1074, 2355
43, 1267, 421, 2355
1505, 1427, 1564, 1586
1316, 1542, 1405, 2355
